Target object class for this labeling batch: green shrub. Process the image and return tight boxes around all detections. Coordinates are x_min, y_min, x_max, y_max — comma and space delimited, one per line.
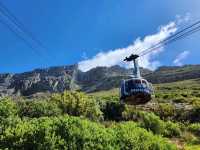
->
155, 103, 175, 120
139, 111, 165, 135
187, 123, 200, 136
122, 106, 165, 135
50, 91, 103, 121
102, 102, 125, 121
122, 105, 138, 121
0, 116, 112, 150
0, 116, 177, 150
114, 122, 177, 150
163, 121, 181, 138
17, 100, 62, 118
0, 98, 18, 119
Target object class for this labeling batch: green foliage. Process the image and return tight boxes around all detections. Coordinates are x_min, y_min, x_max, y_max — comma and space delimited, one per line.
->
185, 145, 200, 150
0, 116, 113, 150
139, 111, 165, 135
91, 79, 200, 148
17, 100, 62, 118
122, 106, 164, 134
163, 121, 181, 138
122, 105, 139, 121
114, 122, 177, 150
0, 98, 18, 119
155, 103, 175, 120
50, 91, 103, 121
102, 102, 125, 121
2, 84, 200, 149
122, 106, 182, 138
187, 123, 200, 136
0, 93, 177, 149
0, 115, 177, 150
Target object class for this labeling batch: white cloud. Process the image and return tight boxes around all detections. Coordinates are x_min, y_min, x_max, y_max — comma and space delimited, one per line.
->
173, 51, 190, 66
175, 13, 191, 25
78, 21, 177, 72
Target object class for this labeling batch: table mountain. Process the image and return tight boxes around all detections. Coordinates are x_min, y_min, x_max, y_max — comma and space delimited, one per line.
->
0, 64, 200, 97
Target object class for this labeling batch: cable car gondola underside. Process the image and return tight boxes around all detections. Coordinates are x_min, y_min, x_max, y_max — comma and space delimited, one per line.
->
120, 78, 153, 105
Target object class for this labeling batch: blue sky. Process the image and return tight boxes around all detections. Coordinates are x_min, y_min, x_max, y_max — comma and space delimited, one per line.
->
0, 0, 200, 73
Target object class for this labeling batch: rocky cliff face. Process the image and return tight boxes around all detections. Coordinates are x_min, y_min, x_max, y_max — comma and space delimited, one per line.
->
0, 65, 77, 97
0, 64, 200, 97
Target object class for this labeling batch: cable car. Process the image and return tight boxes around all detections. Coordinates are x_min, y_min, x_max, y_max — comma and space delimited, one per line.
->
120, 54, 153, 105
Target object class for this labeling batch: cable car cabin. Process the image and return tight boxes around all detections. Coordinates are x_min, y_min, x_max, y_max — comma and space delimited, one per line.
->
120, 54, 154, 105
120, 78, 153, 105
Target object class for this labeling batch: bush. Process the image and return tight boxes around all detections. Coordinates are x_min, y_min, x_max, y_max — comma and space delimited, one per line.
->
113, 122, 177, 150
155, 103, 175, 120
0, 92, 178, 149
187, 123, 200, 136
50, 91, 103, 121
122, 105, 138, 121
163, 121, 181, 138
0, 116, 114, 150
0, 98, 18, 119
102, 102, 125, 121
122, 106, 165, 135
139, 111, 165, 135
0, 115, 177, 150
122, 106, 181, 138
17, 100, 62, 118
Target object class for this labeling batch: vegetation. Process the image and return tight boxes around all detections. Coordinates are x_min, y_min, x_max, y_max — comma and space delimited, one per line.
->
0, 78, 200, 149
0, 97, 176, 150
90, 78, 200, 149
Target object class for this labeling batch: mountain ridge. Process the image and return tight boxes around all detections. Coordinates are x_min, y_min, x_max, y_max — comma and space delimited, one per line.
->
0, 64, 200, 97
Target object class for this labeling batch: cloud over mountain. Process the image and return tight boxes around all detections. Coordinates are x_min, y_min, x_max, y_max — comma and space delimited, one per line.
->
173, 50, 190, 66
79, 22, 177, 72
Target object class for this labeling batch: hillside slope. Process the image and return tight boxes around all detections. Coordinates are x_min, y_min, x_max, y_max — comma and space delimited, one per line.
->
146, 65, 200, 83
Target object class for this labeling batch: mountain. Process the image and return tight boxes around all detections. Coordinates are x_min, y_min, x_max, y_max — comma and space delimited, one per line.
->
145, 65, 200, 83
0, 64, 200, 97
0, 65, 76, 97
76, 65, 152, 92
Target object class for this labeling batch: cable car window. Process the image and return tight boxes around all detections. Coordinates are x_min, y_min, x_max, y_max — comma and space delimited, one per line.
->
141, 80, 147, 88
135, 80, 141, 83
142, 83, 147, 88
142, 80, 147, 84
